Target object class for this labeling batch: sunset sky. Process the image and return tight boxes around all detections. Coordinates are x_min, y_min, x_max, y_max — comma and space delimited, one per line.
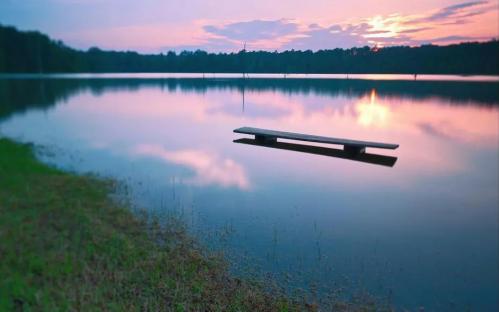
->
1, 0, 497, 52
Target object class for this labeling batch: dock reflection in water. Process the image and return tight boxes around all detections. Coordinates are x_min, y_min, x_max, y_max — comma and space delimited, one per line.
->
233, 138, 398, 167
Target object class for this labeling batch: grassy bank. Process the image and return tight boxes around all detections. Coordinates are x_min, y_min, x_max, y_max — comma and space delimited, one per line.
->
0, 137, 385, 311
0, 138, 314, 311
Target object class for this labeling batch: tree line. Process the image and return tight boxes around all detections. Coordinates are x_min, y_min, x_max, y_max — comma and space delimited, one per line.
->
1, 24, 498, 74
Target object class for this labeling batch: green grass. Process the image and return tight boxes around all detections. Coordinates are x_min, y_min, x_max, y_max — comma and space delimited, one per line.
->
0, 138, 311, 311
0, 138, 383, 311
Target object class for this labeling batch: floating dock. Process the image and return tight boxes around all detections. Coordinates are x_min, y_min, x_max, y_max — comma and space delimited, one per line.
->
233, 127, 399, 154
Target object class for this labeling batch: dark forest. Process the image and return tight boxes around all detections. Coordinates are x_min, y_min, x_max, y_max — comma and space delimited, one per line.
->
1, 24, 498, 74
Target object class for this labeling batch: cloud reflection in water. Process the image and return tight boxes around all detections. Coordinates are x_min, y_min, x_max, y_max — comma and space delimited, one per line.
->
134, 144, 250, 190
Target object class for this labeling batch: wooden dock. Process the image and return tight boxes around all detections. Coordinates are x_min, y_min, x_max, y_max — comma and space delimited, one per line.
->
233, 127, 399, 154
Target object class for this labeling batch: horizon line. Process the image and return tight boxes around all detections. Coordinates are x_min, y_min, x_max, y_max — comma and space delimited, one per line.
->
1, 23, 498, 56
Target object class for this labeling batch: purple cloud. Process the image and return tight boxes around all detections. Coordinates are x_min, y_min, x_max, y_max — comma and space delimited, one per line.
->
398, 27, 433, 34
282, 24, 370, 50
426, 1, 487, 21
203, 19, 298, 42
405, 1, 490, 25
439, 19, 470, 25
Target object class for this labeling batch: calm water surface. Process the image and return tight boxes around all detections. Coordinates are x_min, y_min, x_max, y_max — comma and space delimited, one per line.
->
1, 76, 497, 311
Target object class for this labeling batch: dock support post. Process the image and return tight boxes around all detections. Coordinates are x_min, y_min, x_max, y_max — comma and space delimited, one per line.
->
344, 145, 366, 155
255, 135, 277, 144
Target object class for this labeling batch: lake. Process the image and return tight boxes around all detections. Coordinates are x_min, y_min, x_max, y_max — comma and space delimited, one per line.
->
0, 75, 497, 311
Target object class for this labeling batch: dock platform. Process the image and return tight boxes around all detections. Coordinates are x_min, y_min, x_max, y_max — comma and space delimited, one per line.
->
233, 127, 399, 154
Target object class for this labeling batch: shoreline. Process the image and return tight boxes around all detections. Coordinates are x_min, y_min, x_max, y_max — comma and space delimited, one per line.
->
0, 138, 302, 311
0, 137, 384, 311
